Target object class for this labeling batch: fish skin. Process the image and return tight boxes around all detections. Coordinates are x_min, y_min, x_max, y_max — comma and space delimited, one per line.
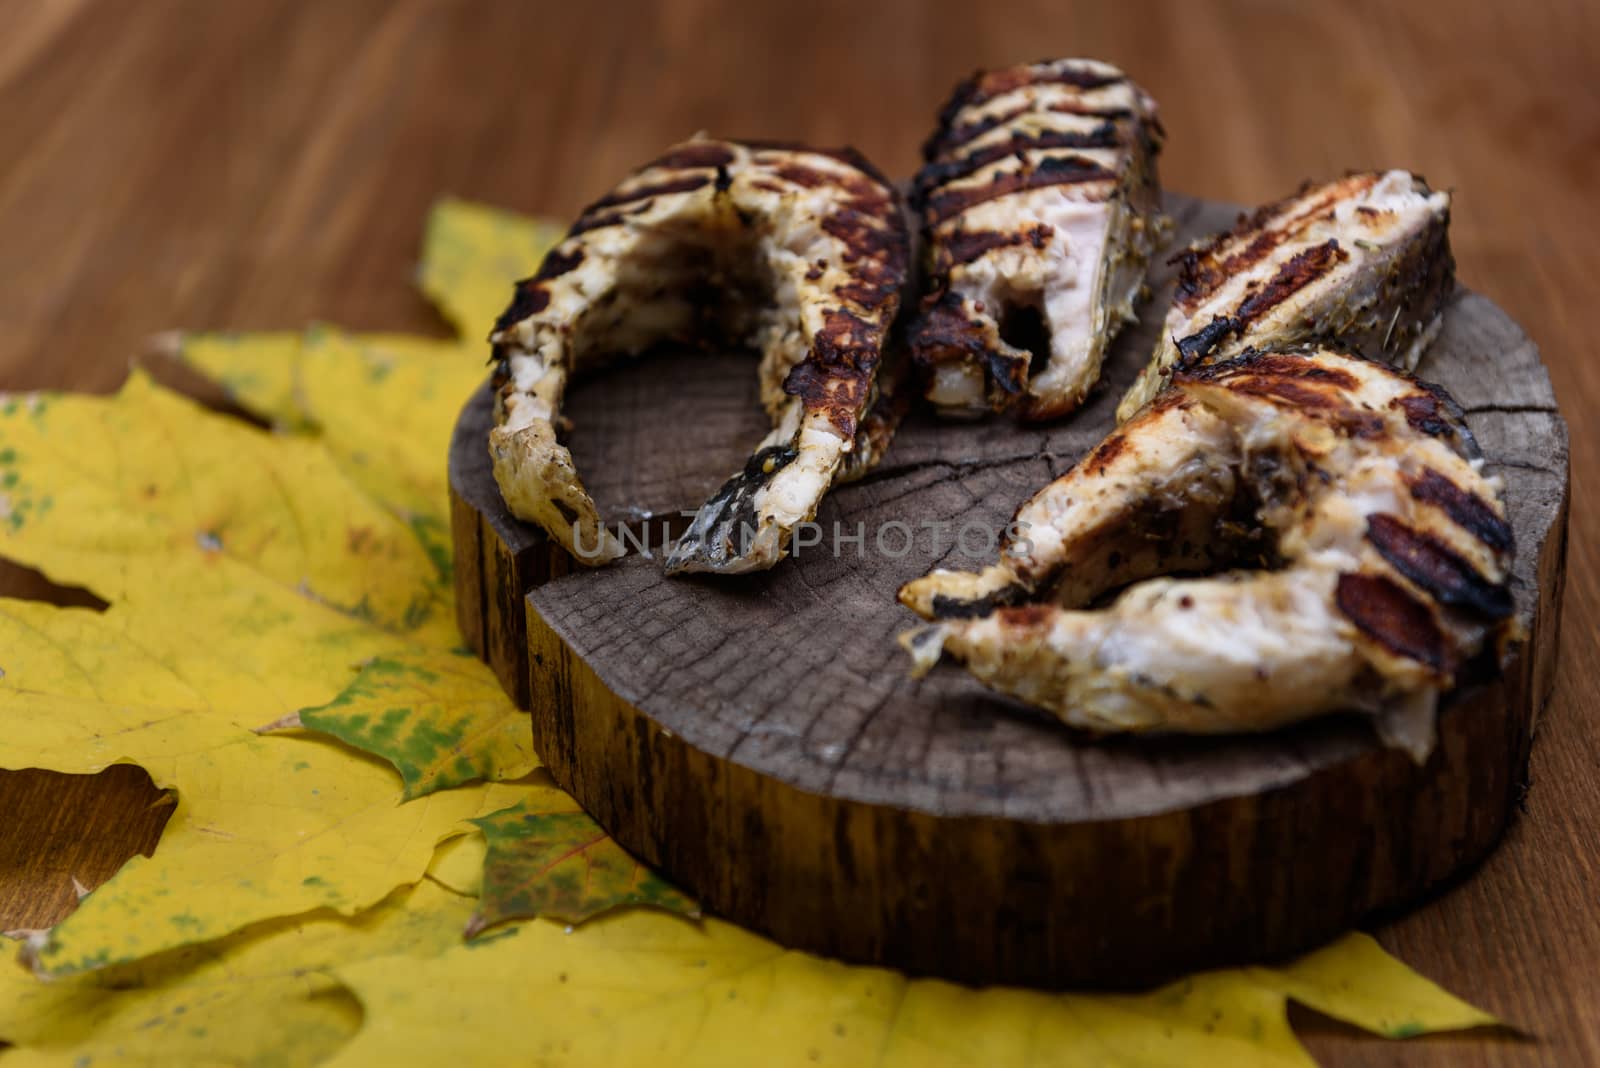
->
485, 138, 910, 573
909, 58, 1169, 421
901, 346, 1514, 761
1117, 170, 1454, 421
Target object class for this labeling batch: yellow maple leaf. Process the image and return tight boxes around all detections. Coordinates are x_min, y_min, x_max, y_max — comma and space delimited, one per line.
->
275, 646, 539, 802
0, 371, 532, 972
325, 907, 1494, 1067
173, 326, 543, 796
160, 330, 311, 431
425, 832, 488, 899
465, 774, 696, 936
178, 326, 490, 580
159, 202, 560, 800
0, 372, 451, 645
0, 597, 492, 975
1251, 933, 1497, 1038
0, 845, 477, 1066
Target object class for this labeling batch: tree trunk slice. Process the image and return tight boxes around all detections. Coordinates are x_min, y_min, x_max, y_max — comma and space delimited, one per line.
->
448, 193, 1570, 988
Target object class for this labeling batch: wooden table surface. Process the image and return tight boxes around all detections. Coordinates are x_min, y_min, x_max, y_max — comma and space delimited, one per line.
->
0, 1, 1593, 1063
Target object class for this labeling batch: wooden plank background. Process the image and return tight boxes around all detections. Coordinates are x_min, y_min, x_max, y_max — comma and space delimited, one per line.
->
0, 1, 1593, 1063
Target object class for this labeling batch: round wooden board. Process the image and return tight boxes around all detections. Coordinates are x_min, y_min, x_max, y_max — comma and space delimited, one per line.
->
449, 193, 1570, 988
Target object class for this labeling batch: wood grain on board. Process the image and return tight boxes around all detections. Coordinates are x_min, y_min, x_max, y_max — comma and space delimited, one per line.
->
1, 1, 1595, 1063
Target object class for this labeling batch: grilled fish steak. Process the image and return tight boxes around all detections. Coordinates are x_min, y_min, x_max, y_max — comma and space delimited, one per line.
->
1117, 170, 1453, 421
901, 347, 1514, 760
909, 58, 1167, 421
487, 138, 910, 573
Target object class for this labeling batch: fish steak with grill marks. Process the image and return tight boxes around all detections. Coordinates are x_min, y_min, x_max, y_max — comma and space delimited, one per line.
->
909, 58, 1168, 421
1117, 170, 1453, 421
486, 138, 911, 574
901, 346, 1514, 761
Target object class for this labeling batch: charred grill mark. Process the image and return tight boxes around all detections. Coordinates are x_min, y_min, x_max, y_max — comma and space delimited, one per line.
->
1366, 513, 1513, 618
913, 125, 1120, 200
1088, 432, 1128, 473
982, 345, 1029, 396
530, 247, 584, 283
1176, 208, 1327, 311
1185, 353, 1389, 436
740, 140, 896, 188
1176, 176, 1380, 309
1176, 219, 1319, 312
937, 224, 1053, 269
1335, 572, 1451, 674
643, 143, 737, 171
1234, 239, 1348, 326
926, 71, 991, 158
785, 309, 883, 436
1225, 376, 1385, 437
925, 101, 1027, 160
565, 209, 629, 238
1213, 228, 1306, 291
492, 283, 552, 333
1186, 175, 1377, 263
1419, 378, 1478, 459
982, 62, 1126, 94
1174, 241, 1348, 360
923, 154, 1115, 224
909, 290, 990, 368
1394, 392, 1453, 437
927, 100, 1136, 159
1408, 469, 1514, 553
1201, 351, 1361, 388
1257, 355, 1358, 388
820, 208, 910, 284
775, 163, 829, 188
929, 585, 1030, 620
939, 64, 1126, 131
905, 287, 1028, 397
1174, 315, 1240, 360
834, 275, 900, 307
1383, 379, 1474, 458
580, 174, 711, 217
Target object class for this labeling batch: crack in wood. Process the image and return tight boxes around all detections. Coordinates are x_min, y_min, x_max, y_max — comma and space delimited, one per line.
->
1465, 403, 1562, 415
